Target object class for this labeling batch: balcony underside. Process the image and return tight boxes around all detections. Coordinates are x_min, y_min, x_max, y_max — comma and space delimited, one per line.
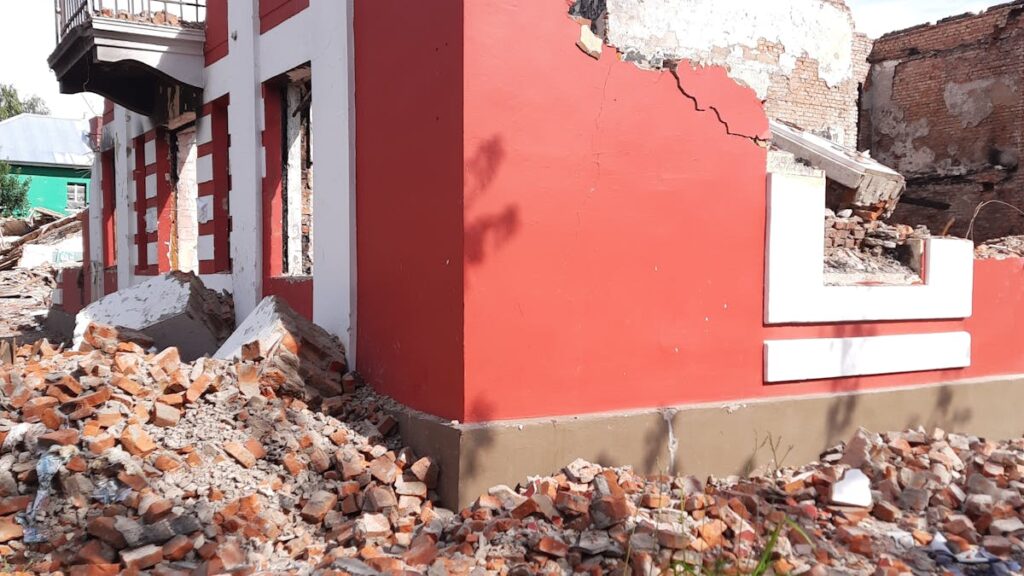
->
49, 17, 205, 117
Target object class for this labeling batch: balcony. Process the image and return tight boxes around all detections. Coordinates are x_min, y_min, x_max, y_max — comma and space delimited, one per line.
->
49, 0, 206, 118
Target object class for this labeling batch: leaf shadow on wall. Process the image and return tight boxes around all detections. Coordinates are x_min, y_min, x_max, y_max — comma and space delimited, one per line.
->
464, 136, 520, 274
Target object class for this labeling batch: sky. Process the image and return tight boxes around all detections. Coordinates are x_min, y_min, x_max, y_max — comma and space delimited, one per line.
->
844, 0, 993, 38
0, 0, 999, 120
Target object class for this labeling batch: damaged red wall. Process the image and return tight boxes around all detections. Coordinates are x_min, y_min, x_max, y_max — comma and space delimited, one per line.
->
352, 0, 1024, 425
460, 1, 771, 423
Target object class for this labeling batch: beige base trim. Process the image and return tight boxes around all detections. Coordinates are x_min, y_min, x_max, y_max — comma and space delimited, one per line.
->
394, 375, 1024, 509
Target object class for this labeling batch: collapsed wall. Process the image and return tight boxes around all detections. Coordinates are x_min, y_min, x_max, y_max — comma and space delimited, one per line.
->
577, 0, 871, 148
859, 2, 1024, 242
73, 272, 235, 362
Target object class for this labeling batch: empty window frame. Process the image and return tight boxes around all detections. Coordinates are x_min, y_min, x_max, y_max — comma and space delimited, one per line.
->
66, 183, 87, 212
279, 65, 314, 276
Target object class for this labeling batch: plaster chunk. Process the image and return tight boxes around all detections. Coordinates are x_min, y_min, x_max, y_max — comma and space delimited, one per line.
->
943, 77, 1017, 129
577, 25, 604, 59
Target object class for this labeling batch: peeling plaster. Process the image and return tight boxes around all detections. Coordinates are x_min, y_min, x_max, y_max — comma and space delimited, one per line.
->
944, 77, 1018, 129
861, 61, 935, 174
603, 0, 855, 99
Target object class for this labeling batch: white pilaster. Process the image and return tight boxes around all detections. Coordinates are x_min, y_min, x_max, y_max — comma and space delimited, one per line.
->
113, 106, 135, 290
225, 0, 265, 322
310, 0, 357, 362
88, 157, 105, 299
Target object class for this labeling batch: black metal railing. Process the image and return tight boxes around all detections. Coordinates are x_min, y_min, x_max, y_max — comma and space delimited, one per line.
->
55, 0, 205, 42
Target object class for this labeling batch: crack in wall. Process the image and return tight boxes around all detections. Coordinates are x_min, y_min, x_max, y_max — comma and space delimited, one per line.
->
670, 66, 769, 145
567, 0, 856, 146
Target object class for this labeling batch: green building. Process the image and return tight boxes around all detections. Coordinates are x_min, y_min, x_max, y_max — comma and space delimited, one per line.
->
0, 114, 94, 215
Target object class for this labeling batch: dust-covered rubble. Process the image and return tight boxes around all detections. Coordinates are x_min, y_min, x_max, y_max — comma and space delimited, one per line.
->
2, 315, 1024, 574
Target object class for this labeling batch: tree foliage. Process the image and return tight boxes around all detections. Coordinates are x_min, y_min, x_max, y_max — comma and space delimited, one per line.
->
0, 84, 50, 121
0, 161, 30, 218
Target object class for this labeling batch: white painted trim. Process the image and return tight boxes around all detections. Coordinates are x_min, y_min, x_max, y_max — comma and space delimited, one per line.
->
225, 0, 265, 322
174, 128, 200, 275
144, 138, 156, 165
764, 332, 971, 383
200, 273, 234, 294
88, 159, 104, 300
258, 9, 313, 83
146, 242, 157, 264
197, 195, 214, 224
198, 235, 216, 261
764, 172, 974, 323
203, 56, 231, 103
145, 207, 158, 233
196, 115, 213, 145
145, 173, 158, 199
310, 0, 356, 362
196, 153, 214, 184
126, 111, 155, 140
114, 106, 136, 290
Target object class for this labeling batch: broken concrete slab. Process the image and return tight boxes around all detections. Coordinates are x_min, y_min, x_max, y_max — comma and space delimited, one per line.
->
770, 119, 905, 218
73, 272, 234, 361
215, 296, 348, 399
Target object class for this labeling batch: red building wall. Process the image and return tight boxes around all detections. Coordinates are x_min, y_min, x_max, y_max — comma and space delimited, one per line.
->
354, 1, 466, 420
351, 1, 1024, 426
460, 2, 771, 423
259, 0, 309, 33
205, 0, 229, 65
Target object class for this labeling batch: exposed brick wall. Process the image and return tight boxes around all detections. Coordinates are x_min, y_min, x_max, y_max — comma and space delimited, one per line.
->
595, 0, 871, 149
860, 2, 1024, 242
758, 27, 871, 150
761, 32, 872, 148
870, 2, 1023, 62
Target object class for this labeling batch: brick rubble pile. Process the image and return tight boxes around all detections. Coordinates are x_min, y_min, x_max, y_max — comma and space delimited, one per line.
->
976, 236, 1024, 260
3, 323, 1024, 574
824, 209, 930, 255
0, 322, 447, 575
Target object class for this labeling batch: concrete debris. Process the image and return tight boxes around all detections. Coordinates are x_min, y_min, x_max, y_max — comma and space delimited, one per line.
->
215, 296, 348, 400
73, 272, 234, 362
3, 317, 1024, 574
830, 469, 872, 508
18, 235, 82, 270
0, 267, 62, 343
824, 209, 931, 285
976, 236, 1024, 260
772, 119, 906, 219
0, 213, 82, 272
